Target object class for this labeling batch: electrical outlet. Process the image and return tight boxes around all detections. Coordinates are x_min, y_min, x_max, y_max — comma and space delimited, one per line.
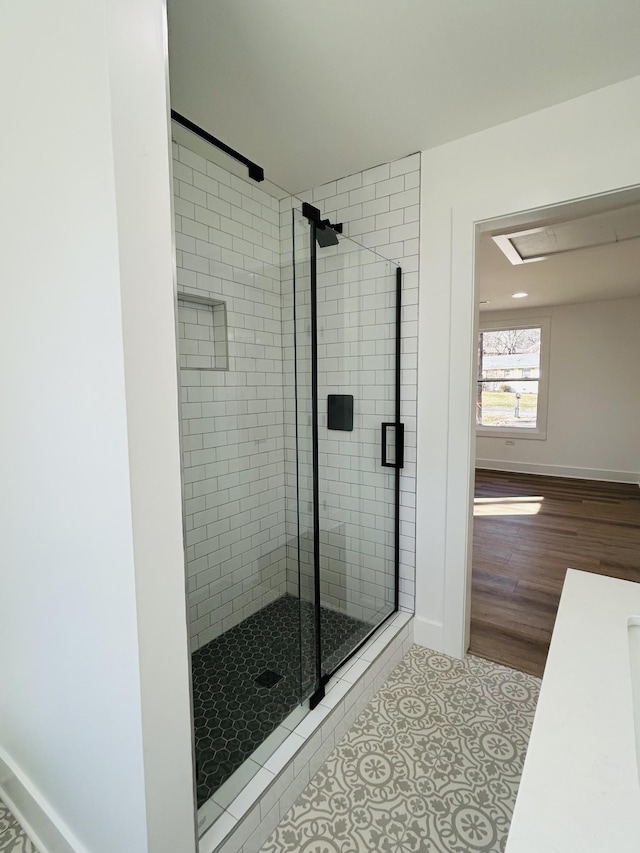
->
505, 439, 515, 446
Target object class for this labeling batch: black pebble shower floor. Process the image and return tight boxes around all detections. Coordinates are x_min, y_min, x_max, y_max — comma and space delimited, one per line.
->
192, 594, 371, 807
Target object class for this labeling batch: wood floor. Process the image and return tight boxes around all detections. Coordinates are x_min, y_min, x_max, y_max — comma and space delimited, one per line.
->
469, 469, 640, 677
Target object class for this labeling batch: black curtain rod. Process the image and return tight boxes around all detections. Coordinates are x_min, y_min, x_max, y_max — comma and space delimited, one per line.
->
170, 110, 265, 183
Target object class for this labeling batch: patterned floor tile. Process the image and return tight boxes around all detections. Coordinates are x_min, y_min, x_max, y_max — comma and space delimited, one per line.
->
0, 801, 37, 853
261, 646, 540, 853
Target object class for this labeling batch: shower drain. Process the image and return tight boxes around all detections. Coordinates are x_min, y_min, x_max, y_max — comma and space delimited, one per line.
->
255, 669, 283, 688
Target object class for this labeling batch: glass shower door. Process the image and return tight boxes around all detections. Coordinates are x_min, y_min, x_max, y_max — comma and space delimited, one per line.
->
295, 203, 402, 694
172, 120, 319, 832
315, 234, 401, 679
288, 207, 321, 703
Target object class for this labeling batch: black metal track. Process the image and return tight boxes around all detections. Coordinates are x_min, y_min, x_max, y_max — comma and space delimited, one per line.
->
171, 110, 265, 183
394, 265, 403, 611
308, 221, 325, 710
291, 209, 309, 704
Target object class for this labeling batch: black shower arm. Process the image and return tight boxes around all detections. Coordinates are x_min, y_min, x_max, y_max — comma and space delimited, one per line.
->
319, 219, 343, 234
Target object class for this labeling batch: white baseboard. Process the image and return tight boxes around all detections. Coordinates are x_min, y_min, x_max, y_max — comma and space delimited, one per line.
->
412, 615, 445, 654
476, 459, 640, 486
0, 747, 86, 853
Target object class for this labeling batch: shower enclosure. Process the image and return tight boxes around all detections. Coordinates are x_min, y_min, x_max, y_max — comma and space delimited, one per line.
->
171, 116, 402, 830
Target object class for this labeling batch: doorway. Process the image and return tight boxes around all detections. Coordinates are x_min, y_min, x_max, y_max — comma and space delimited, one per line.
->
468, 189, 640, 675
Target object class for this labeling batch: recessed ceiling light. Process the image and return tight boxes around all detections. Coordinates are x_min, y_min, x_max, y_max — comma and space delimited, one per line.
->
512, 292, 528, 299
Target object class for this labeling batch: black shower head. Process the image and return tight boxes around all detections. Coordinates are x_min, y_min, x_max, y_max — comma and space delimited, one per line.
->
316, 226, 339, 248
315, 219, 342, 248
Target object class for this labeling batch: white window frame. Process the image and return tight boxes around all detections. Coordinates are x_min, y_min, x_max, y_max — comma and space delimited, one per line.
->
476, 316, 551, 441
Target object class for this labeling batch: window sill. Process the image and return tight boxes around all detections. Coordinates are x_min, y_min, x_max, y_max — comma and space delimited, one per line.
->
477, 427, 547, 441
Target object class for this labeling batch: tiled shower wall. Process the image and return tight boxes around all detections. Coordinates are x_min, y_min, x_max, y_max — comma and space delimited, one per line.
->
172, 139, 288, 651
282, 154, 420, 617
173, 138, 419, 651
314, 155, 419, 615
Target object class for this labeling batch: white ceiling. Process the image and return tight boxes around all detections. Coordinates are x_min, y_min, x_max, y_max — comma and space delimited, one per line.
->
478, 191, 640, 311
493, 203, 640, 264
167, 0, 640, 192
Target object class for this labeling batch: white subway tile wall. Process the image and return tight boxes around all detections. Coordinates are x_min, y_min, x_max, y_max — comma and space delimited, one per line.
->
281, 212, 315, 613
173, 139, 288, 651
173, 139, 419, 651
282, 155, 419, 617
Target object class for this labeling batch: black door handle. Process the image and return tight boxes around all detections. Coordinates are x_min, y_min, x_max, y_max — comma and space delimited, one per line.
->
381, 422, 404, 469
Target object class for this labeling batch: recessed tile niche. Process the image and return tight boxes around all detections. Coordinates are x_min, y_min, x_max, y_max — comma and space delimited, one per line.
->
177, 294, 228, 371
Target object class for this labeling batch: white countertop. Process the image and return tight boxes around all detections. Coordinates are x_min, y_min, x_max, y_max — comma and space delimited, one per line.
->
506, 569, 640, 852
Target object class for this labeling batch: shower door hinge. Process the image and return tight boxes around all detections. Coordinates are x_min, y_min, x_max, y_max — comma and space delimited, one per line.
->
302, 202, 322, 224
302, 202, 343, 234
309, 680, 326, 710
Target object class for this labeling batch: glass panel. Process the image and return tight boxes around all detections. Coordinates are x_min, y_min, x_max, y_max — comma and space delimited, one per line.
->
477, 327, 541, 428
171, 122, 312, 833
285, 207, 319, 701
478, 383, 539, 428
314, 231, 398, 678
172, 118, 401, 835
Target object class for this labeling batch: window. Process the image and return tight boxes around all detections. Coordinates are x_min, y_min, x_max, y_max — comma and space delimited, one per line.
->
476, 318, 550, 440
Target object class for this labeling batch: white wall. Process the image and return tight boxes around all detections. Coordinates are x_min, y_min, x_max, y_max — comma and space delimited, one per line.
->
476, 299, 640, 482
417, 74, 640, 659
0, 3, 195, 852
